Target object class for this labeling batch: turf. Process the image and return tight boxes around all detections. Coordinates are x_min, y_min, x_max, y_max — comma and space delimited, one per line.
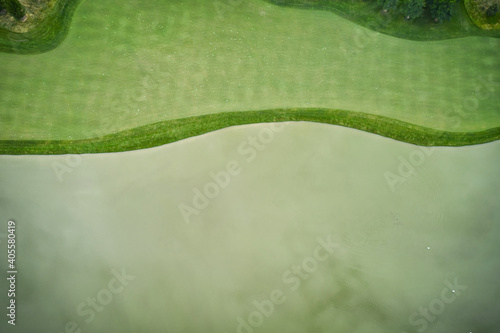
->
0, 0, 498, 54
1, 108, 499, 155
0, 0, 499, 154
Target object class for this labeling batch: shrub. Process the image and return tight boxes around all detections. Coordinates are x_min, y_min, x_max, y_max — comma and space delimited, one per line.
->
4, 0, 26, 20
428, 0, 457, 22
378, 0, 400, 11
486, 3, 498, 16
401, 0, 426, 19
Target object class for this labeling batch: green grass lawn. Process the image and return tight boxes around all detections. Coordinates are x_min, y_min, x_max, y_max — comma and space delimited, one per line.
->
0, 0, 499, 154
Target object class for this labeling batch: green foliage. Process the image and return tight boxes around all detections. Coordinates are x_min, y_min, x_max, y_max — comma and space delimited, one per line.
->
4, 0, 26, 20
375, 0, 461, 22
401, 0, 426, 19
428, 0, 458, 21
486, 3, 498, 16
378, 0, 399, 11
464, 0, 500, 29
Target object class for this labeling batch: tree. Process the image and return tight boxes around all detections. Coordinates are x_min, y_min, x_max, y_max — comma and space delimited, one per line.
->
486, 3, 498, 16
401, 0, 426, 19
428, 0, 457, 22
1, 0, 25, 21
378, 0, 399, 11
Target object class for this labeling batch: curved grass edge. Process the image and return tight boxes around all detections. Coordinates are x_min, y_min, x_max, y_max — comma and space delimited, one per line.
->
265, 0, 500, 40
1, 108, 499, 155
1, 0, 499, 55
0, 0, 83, 54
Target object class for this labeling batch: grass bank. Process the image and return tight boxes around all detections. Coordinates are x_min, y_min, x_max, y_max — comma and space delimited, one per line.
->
1, 108, 499, 155
0, 0, 81, 54
0, 0, 499, 155
266, 0, 500, 40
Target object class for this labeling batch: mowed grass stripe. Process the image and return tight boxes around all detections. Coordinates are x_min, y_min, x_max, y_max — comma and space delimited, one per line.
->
1, 0, 499, 143
1, 108, 499, 155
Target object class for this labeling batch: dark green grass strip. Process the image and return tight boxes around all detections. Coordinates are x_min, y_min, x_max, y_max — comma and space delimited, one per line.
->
0, 0, 82, 54
1, 108, 499, 155
266, 0, 500, 40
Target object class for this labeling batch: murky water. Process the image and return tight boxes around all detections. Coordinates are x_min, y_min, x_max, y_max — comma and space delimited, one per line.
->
0, 123, 498, 333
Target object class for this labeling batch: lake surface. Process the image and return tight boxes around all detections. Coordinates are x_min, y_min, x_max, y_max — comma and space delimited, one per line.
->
0, 123, 498, 332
